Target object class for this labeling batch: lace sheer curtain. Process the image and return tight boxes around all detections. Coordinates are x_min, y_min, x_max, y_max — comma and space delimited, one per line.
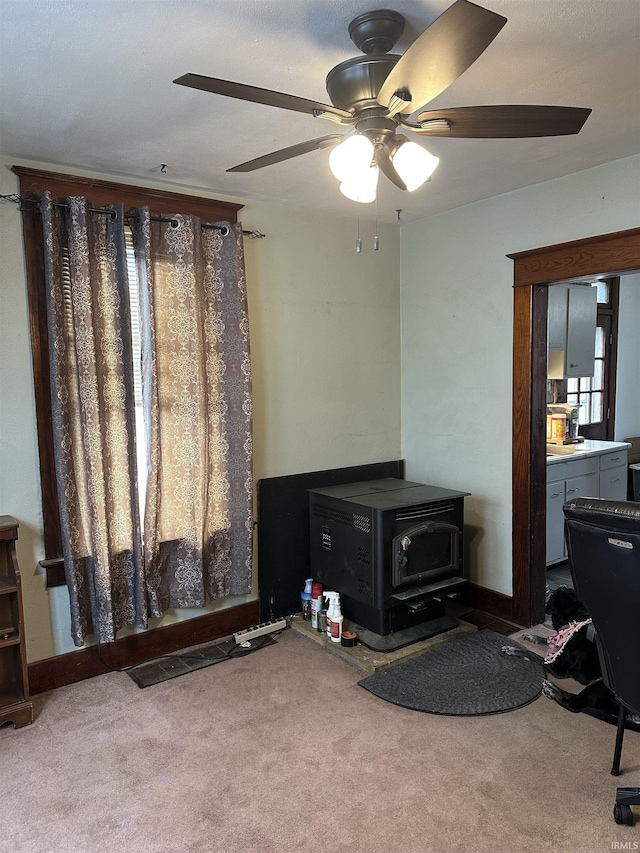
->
42, 195, 253, 645
133, 211, 253, 614
41, 193, 146, 645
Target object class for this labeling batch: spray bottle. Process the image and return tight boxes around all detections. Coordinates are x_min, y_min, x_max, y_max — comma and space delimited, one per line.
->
324, 591, 337, 639
330, 593, 344, 643
311, 582, 323, 629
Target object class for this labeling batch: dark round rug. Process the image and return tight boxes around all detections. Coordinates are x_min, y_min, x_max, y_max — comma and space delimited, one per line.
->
358, 630, 544, 716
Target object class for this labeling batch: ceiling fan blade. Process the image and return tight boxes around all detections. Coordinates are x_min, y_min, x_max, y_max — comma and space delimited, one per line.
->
408, 105, 592, 137
227, 135, 343, 173
174, 74, 352, 120
377, 0, 507, 115
376, 148, 407, 191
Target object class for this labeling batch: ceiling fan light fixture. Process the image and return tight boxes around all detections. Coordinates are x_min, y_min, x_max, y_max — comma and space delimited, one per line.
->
391, 140, 439, 191
339, 165, 379, 203
329, 134, 374, 182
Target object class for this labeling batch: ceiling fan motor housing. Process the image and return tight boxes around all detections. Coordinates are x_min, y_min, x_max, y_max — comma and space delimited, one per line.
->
328, 10, 405, 115
326, 54, 399, 113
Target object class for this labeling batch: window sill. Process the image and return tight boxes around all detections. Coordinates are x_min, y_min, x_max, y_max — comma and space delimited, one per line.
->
39, 558, 66, 588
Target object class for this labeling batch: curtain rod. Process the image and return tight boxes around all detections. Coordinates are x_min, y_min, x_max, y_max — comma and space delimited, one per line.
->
53, 202, 233, 236
0, 193, 266, 239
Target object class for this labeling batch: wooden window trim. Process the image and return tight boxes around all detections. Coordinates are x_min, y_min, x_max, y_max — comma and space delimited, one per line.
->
13, 166, 243, 588
575, 278, 620, 441
602, 277, 620, 441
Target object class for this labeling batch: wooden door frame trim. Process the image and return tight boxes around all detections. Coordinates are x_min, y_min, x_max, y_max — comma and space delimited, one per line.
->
508, 227, 640, 626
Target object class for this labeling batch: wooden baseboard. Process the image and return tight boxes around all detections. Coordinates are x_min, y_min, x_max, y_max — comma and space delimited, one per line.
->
462, 583, 516, 624
27, 599, 259, 695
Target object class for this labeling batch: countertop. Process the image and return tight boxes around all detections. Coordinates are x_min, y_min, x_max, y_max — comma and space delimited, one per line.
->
546, 439, 631, 465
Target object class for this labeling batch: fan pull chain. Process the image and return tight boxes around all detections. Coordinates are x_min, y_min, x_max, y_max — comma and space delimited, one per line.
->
374, 197, 379, 251
356, 210, 362, 253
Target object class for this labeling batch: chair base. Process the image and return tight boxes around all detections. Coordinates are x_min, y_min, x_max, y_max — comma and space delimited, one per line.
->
614, 788, 640, 826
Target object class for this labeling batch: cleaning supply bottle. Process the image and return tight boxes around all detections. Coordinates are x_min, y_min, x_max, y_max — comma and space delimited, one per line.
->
301, 578, 313, 621
311, 582, 323, 629
330, 593, 344, 643
325, 591, 337, 638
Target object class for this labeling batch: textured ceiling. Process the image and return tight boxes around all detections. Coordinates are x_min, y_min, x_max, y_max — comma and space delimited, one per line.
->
1, 0, 639, 223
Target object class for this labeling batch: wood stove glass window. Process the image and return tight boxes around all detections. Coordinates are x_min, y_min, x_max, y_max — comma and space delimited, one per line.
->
392, 514, 460, 588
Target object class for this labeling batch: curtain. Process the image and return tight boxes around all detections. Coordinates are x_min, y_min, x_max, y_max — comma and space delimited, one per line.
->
133, 211, 253, 615
42, 193, 146, 645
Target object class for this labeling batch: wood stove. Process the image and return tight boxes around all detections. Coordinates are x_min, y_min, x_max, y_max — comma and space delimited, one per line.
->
309, 478, 469, 636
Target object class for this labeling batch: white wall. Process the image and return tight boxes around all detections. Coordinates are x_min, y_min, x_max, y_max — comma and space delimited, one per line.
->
401, 155, 640, 595
614, 273, 640, 442
0, 156, 401, 661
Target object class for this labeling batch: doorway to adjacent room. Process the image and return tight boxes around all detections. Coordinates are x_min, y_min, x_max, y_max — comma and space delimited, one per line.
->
509, 227, 640, 627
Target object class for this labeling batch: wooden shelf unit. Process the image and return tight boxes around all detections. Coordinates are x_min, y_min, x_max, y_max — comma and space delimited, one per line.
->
0, 516, 33, 728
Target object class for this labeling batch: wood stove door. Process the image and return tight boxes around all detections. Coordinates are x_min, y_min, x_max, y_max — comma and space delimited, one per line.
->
392, 521, 460, 588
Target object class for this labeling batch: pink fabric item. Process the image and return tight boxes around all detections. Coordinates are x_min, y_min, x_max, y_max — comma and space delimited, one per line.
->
545, 619, 592, 664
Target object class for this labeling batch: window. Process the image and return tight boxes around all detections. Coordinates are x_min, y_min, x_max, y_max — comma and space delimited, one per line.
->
124, 226, 147, 523
14, 165, 242, 586
566, 277, 619, 441
566, 324, 605, 424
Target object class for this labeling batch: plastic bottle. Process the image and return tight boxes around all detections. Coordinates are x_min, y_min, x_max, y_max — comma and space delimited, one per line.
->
550, 413, 568, 441
301, 578, 313, 621
325, 591, 337, 638
330, 594, 344, 643
310, 582, 323, 629
318, 608, 328, 633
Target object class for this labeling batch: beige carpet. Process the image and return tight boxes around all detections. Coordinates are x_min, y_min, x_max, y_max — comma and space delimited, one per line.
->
1, 629, 638, 853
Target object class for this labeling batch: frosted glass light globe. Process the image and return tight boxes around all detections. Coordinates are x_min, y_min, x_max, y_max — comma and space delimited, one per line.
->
339, 165, 379, 204
329, 135, 374, 183
392, 141, 439, 191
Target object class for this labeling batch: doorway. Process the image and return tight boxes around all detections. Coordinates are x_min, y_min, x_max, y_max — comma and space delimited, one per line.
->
508, 227, 640, 627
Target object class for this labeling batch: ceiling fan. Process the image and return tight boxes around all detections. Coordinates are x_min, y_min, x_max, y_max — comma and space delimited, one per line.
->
174, 0, 591, 202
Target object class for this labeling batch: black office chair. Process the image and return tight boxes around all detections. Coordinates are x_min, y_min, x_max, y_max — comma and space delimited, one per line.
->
564, 497, 640, 826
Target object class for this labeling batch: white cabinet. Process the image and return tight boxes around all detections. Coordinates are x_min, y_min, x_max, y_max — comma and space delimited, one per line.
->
548, 284, 570, 351
547, 284, 597, 378
565, 286, 598, 378
546, 456, 598, 564
564, 470, 599, 504
546, 481, 567, 565
599, 449, 628, 501
546, 444, 629, 565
